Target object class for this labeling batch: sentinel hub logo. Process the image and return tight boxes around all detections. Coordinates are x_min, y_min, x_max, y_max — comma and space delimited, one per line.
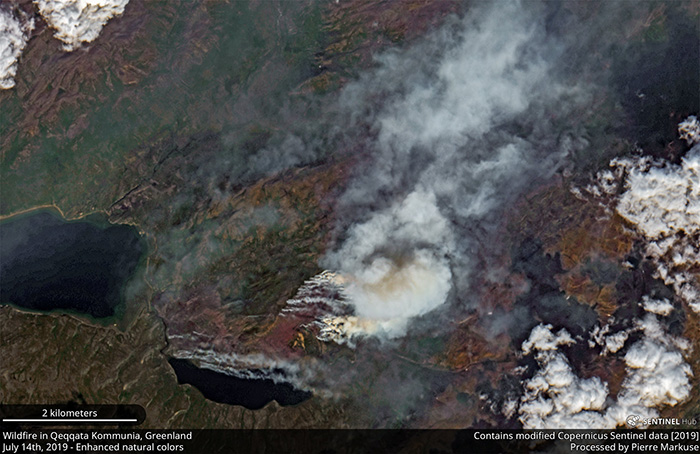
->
627, 415, 698, 427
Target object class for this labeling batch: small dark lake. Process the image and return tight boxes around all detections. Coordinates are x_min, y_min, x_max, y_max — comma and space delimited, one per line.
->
168, 358, 312, 410
0, 209, 145, 318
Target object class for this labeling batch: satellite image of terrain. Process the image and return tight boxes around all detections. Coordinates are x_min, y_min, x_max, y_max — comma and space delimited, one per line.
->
0, 0, 699, 441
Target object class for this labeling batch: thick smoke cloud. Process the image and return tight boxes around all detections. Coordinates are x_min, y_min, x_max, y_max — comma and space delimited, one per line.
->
322, 190, 454, 339
0, 1, 131, 90
315, 0, 586, 342
0, 7, 33, 89
34, 0, 130, 51
282, 2, 699, 423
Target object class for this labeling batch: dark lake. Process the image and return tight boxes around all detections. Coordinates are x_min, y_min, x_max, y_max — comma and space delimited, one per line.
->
0, 209, 145, 318
168, 358, 312, 410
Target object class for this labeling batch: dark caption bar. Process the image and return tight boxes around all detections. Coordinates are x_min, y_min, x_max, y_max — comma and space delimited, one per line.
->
1, 429, 699, 454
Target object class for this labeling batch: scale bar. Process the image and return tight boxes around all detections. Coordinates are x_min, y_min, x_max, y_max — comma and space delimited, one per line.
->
3, 419, 137, 423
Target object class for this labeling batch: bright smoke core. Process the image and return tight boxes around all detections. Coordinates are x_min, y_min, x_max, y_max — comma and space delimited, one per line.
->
321, 189, 454, 341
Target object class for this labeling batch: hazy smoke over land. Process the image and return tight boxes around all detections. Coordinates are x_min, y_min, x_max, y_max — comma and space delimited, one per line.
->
277, 2, 699, 427
316, 1, 587, 342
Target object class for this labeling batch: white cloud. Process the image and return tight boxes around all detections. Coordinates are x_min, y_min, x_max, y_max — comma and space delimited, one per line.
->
518, 313, 693, 429
615, 146, 700, 240
0, 7, 34, 89
613, 139, 700, 314
679, 115, 700, 146
641, 296, 674, 316
605, 315, 693, 426
522, 324, 575, 354
34, 0, 129, 51
580, 124, 700, 315
519, 324, 610, 429
590, 322, 630, 356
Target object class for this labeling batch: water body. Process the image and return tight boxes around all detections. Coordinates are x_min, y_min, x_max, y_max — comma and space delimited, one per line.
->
168, 358, 312, 410
0, 209, 145, 318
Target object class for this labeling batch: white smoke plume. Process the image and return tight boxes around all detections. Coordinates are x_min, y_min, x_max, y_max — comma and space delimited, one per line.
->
34, 0, 129, 51
0, 7, 34, 89
284, 271, 348, 315
322, 190, 455, 340
170, 346, 322, 394
307, 1, 587, 343
517, 300, 693, 429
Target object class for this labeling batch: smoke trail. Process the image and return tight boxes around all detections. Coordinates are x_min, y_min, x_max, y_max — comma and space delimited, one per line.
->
314, 0, 586, 342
